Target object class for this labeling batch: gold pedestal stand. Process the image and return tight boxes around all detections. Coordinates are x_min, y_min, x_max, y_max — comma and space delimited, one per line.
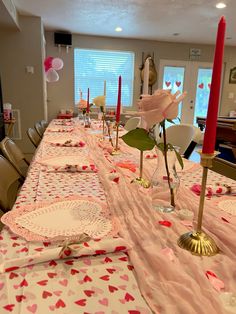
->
177, 151, 219, 256
111, 123, 120, 155
131, 151, 150, 188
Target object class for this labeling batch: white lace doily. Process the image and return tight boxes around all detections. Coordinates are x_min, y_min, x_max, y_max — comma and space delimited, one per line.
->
37, 155, 87, 168
218, 200, 236, 215
15, 199, 112, 239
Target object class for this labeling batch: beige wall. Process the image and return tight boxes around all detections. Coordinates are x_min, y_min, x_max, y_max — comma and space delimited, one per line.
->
0, 16, 45, 153
46, 31, 236, 120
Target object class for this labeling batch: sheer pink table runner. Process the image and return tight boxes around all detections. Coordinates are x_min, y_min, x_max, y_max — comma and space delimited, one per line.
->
82, 121, 236, 314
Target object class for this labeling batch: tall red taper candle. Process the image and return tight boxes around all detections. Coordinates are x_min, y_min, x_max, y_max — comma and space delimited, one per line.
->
86, 88, 90, 113
202, 16, 226, 154
116, 76, 122, 123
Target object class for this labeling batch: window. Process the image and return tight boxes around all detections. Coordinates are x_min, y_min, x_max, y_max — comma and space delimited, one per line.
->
74, 48, 135, 107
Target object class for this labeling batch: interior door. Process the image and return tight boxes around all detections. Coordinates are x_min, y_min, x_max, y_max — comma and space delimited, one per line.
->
159, 60, 212, 125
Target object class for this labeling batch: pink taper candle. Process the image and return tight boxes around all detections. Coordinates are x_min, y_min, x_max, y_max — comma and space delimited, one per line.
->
86, 88, 90, 113
202, 16, 226, 154
116, 76, 122, 123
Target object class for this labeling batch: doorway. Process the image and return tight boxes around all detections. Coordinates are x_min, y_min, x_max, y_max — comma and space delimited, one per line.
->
158, 60, 213, 125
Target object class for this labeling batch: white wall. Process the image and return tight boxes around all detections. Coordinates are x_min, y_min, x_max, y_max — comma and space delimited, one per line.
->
0, 16, 45, 153
45, 31, 236, 120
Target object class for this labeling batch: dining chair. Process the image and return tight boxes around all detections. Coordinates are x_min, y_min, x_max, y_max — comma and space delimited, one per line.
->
0, 137, 30, 178
40, 120, 48, 131
156, 124, 196, 156
35, 121, 44, 137
124, 117, 141, 131
0, 154, 22, 213
27, 127, 41, 148
183, 126, 203, 159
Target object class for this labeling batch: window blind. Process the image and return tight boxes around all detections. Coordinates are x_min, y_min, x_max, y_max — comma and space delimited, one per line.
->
74, 48, 135, 107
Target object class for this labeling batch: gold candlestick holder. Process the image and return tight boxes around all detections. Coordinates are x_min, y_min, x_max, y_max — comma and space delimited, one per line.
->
131, 151, 150, 188
177, 151, 220, 256
111, 123, 120, 155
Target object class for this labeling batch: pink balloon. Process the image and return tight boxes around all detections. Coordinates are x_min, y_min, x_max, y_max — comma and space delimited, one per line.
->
44, 56, 53, 72
52, 58, 64, 70
46, 68, 59, 83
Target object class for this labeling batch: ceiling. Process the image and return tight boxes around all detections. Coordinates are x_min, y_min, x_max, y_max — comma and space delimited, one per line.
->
12, 0, 235, 45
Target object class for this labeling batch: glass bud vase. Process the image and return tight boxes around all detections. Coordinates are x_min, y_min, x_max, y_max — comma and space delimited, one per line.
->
151, 148, 180, 213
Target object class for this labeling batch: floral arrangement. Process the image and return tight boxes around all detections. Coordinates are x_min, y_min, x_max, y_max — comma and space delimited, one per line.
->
122, 89, 187, 206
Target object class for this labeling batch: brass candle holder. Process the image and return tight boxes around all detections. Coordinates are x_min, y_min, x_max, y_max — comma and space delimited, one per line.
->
111, 123, 120, 155
177, 151, 219, 256
131, 151, 150, 188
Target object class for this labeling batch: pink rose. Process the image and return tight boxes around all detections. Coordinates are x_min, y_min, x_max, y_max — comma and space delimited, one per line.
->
138, 89, 187, 129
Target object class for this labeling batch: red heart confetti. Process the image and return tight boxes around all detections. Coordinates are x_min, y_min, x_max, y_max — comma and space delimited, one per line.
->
205, 270, 217, 279
158, 220, 172, 227
221, 217, 229, 223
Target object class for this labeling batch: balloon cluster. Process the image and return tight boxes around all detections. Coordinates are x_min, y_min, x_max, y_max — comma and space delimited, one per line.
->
44, 57, 64, 83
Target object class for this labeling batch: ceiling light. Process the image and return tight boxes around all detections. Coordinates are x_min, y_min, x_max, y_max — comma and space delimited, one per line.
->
216, 2, 226, 9
115, 27, 122, 32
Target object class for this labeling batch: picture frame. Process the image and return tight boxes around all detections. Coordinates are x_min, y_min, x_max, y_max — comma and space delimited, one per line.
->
229, 67, 236, 84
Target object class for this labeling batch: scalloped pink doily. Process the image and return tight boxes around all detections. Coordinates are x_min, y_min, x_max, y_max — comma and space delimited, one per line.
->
2, 196, 119, 242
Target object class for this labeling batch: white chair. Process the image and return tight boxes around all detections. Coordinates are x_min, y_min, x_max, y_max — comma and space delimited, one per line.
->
124, 117, 141, 131
159, 124, 196, 155
183, 125, 203, 159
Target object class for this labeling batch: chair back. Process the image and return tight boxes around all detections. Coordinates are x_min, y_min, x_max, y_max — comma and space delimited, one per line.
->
124, 117, 141, 131
183, 125, 203, 159
0, 155, 22, 212
40, 120, 48, 131
27, 128, 41, 148
164, 124, 196, 155
35, 122, 44, 137
0, 137, 29, 178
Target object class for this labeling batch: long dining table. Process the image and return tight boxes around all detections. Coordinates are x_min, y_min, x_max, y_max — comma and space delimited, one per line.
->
0, 117, 236, 314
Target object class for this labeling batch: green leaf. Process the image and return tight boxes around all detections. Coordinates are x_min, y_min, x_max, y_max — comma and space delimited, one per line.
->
174, 148, 184, 169
121, 128, 155, 151
156, 142, 165, 153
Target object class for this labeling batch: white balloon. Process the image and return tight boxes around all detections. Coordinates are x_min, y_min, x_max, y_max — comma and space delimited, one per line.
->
46, 68, 59, 82
52, 58, 64, 70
